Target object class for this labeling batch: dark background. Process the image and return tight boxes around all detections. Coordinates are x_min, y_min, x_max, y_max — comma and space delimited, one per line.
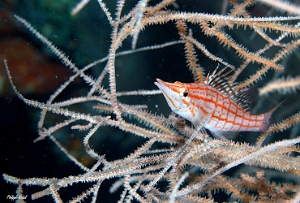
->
1, 0, 299, 202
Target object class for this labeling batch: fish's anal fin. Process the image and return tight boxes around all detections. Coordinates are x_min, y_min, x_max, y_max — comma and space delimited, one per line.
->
209, 130, 239, 140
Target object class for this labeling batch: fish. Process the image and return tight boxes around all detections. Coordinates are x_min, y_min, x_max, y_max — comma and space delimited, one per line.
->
154, 68, 282, 140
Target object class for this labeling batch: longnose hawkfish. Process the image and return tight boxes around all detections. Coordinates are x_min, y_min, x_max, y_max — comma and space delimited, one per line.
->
154, 68, 283, 140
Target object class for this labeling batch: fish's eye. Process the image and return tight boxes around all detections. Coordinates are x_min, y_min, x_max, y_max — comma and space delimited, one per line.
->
183, 91, 189, 97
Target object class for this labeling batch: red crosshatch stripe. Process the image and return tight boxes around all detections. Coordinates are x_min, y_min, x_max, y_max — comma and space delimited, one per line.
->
190, 87, 243, 118
191, 101, 210, 116
188, 84, 266, 131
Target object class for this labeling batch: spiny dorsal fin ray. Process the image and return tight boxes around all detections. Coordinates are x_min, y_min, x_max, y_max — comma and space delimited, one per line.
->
204, 67, 252, 112
234, 86, 255, 112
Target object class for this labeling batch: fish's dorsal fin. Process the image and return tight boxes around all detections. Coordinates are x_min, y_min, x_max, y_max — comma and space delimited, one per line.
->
205, 67, 252, 112
233, 86, 254, 112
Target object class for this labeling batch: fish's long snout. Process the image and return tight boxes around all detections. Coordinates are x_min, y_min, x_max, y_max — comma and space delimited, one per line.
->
154, 78, 168, 92
154, 78, 180, 110
155, 78, 182, 93
154, 78, 169, 95
154, 78, 164, 88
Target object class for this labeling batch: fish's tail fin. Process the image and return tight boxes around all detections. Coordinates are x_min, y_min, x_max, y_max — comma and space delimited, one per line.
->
260, 99, 286, 131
